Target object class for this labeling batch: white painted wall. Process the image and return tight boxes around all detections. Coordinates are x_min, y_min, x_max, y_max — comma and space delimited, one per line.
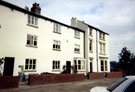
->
0, 5, 85, 76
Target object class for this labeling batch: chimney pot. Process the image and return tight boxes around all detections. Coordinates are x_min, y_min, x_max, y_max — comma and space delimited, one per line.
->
31, 3, 41, 15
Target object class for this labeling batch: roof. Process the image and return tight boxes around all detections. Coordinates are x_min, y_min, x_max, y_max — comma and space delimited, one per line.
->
0, 0, 109, 35
0, 0, 84, 32
77, 20, 109, 35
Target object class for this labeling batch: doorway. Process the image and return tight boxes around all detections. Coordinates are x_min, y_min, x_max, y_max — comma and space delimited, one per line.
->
3, 57, 15, 76
66, 61, 71, 73
90, 62, 92, 72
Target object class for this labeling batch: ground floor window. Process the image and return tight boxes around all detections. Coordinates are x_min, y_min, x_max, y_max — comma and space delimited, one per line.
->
25, 59, 36, 70
100, 60, 108, 72
52, 60, 60, 70
74, 59, 85, 71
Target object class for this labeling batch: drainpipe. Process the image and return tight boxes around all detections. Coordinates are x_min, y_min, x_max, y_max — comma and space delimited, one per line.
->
96, 31, 99, 72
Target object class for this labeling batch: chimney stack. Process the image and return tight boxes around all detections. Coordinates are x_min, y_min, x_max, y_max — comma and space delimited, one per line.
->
31, 3, 41, 15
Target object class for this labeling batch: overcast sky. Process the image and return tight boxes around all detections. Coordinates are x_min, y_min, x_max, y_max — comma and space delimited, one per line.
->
4, 0, 135, 61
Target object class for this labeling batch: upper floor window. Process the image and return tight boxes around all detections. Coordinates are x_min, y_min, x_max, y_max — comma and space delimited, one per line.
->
99, 32, 105, 40
53, 23, 61, 33
26, 34, 37, 47
89, 39, 93, 52
74, 44, 80, 53
52, 60, 60, 70
100, 42, 105, 54
89, 28, 92, 36
28, 15, 38, 26
75, 30, 80, 39
53, 40, 61, 51
25, 59, 36, 70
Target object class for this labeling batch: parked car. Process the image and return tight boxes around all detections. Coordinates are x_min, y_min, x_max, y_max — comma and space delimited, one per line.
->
90, 76, 135, 92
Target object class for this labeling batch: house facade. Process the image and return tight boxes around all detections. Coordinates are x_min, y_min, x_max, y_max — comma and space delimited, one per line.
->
0, 1, 110, 76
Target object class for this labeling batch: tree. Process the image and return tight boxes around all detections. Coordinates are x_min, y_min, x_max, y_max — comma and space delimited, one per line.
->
118, 47, 135, 75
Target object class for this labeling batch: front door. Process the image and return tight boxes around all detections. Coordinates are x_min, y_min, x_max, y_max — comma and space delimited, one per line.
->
3, 57, 15, 76
66, 61, 71, 73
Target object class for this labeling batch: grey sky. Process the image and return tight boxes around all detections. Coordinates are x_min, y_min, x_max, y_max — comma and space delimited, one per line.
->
4, 0, 135, 61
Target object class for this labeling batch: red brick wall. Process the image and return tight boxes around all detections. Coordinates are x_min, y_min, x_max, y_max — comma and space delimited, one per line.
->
29, 74, 84, 85
107, 72, 122, 78
89, 73, 104, 80
0, 76, 19, 89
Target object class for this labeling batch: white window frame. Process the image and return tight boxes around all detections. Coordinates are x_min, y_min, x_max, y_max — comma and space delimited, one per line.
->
74, 59, 85, 71
99, 42, 105, 54
100, 60, 108, 72
99, 32, 105, 40
74, 44, 80, 53
52, 60, 60, 70
89, 28, 92, 36
25, 59, 36, 70
53, 40, 61, 50
27, 34, 38, 47
53, 23, 61, 33
89, 39, 93, 52
75, 30, 80, 38
28, 15, 38, 26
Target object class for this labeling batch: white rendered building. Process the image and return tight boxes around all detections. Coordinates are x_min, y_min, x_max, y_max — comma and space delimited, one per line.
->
0, 1, 110, 76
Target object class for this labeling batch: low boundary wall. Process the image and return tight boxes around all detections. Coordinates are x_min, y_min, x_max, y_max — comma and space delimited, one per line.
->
89, 73, 104, 80
0, 76, 19, 89
107, 72, 122, 78
29, 74, 85, 85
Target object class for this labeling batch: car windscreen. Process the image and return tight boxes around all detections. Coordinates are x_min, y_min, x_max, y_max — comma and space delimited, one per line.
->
107, 78, 128, 91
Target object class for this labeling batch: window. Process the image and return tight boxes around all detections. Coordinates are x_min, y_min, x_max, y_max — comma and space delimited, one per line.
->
100, 60, 108, 72
74, 44, 80, 53
89, 28, 92, 36
28, 15, 38, 26
27, 34, 37, 47
53, 23, 61, 33
52, 60, 60, 70
75, 30, 80, 38
53, 40, 61, 50
105, 61, 107, 71
124, 81, 135, 92
99, 32, 105, 40
74, 59, 85, 70
89, 39, 93, 52
100, 42, 105, 54
101, 60, 104, 71
25, 59, 36, 70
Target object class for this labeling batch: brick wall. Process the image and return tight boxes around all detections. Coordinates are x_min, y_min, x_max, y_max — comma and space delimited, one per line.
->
0, 76, 19, 89
29, 74, 84, 85
89, 73, 104, 80
107, 72, 122, 78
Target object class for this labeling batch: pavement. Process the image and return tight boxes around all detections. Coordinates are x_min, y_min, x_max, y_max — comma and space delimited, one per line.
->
0, 78, 120, 92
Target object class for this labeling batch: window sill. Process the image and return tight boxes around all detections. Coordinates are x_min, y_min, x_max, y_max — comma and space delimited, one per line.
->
26, 45, 38, 48
89, 35, 93, 37
53, 31, 61, 34
74, 37, 80, 39
53, 49, 61, 51
74, 51, 80, 54
77, 70, 85, 72
89, 51, 93, 53
27, 24, 38, 28
52, 70, 61, 72
24, 70, 37, 72
99, 53, 106, 55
